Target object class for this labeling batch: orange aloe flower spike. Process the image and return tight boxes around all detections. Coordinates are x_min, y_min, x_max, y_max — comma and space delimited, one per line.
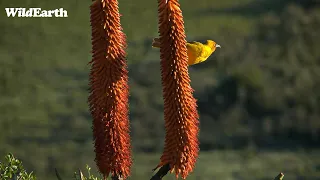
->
155, 0, 200, 179
89, 0, 132, 179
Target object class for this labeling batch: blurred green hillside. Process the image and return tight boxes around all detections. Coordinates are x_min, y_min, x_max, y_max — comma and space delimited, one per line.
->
1, 0, 320, 179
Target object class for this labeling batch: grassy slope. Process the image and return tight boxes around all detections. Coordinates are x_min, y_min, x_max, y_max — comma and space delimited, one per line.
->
133, 150, 320, 180
55, 150, 320, 180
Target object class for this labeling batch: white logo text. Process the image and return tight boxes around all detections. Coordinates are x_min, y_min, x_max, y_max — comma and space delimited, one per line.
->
5, 8, 68, 18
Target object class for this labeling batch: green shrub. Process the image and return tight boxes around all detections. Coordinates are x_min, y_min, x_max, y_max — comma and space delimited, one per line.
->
0, 153, 36, 180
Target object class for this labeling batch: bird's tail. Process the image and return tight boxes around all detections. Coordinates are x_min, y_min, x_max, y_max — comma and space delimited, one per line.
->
152, 38, 161, 48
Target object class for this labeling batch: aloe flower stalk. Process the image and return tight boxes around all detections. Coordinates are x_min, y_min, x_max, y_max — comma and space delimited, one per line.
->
89, 0, 132, 179
154, 0, 200, 179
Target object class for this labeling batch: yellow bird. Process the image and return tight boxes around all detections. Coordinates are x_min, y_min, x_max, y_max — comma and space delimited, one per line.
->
152, 38, 221, 65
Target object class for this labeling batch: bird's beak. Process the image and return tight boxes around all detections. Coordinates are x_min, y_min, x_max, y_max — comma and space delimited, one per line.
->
216, 44, 221, 48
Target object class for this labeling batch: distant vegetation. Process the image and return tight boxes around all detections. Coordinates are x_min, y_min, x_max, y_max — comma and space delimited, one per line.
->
0, 0, 319, 179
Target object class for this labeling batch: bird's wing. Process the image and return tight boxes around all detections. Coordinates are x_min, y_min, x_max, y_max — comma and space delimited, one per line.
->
186, 42, 203, 57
